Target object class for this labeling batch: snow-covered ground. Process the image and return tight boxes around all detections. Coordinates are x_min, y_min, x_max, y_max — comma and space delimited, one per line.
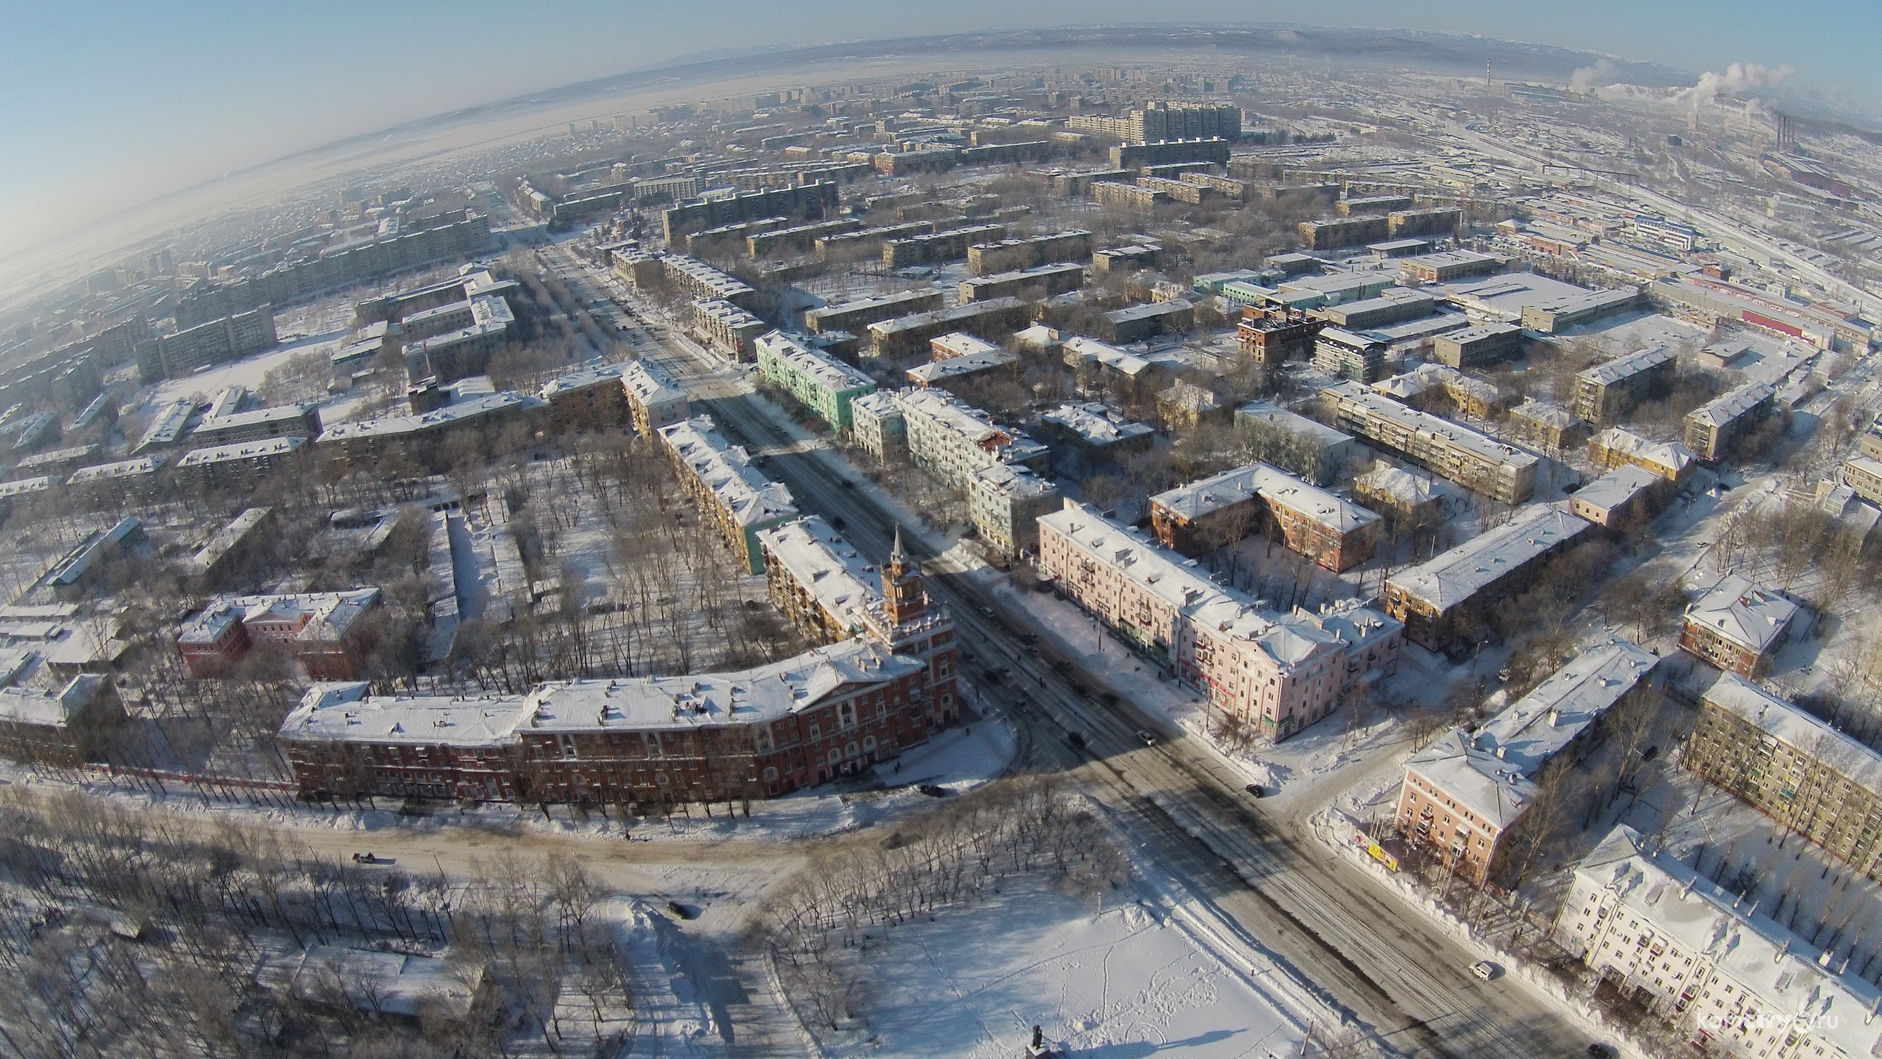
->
144, 329, 345, 407
819, 879, 1304, 1059
1562, 308, 1708, 355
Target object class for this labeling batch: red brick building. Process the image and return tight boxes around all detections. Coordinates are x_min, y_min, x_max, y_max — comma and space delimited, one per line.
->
177, 589, 381, 679
1150, 462, 1382, 572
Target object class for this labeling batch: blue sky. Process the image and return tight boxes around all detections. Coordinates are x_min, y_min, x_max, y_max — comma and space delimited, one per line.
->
0, 1, 1872, 264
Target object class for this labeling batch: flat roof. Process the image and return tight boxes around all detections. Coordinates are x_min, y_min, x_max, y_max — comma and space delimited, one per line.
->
1572, 465, 1662, 512
1104, 299, 1193, 324
175, 436, 307, 468
0, 674, 105, 730
66, 456, 164, 484
318, 392, 543, 441
1235, 402, 1353, 447
868, 297, 1026, 337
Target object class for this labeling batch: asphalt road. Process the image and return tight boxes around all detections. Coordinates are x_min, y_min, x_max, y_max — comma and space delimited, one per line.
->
577, 259, 1609, 1058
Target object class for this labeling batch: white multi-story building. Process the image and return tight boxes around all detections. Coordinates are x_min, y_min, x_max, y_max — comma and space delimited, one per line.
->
1557, 824, 1882, 1059
892, 388, 1049, 491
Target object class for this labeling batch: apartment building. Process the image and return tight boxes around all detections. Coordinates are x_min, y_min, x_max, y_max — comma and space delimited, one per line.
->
662, 255, 759, 310
848, 391, 907, 464
693, 299, 766, 362
1683, 675, 1882, 883
1110, 138, 1232, 170
1568, 465, 1670, 530
1236, 306, 1324, 367
659, 182, 839, 242
1299, 216, 1392, 251
1843, 455, 1882, 505
1396, 641, 1657, 884
621, 360, 690, 439
1091, 243, 1161, 275
1385, 504, 1593, 650
136, 307, 278, 383
1373, 364, 1513, 421
882, 224, 1005, 268
804, 288, 945, 334
1677, 574, 1799, 679
176, 589, 382, 680
1234, 402, 1355, 486
0, 675, 122, 766
1556, 823, 1882, 1059
315, 391, 547, 475
892, 388, 1050, 489
757, 516, 883, 644
1684, 381, 1776, 461
1037, 403, 1155, 473
1312, 327, 1391, 383
64, 456, 165, 507
1431, 323, 1524, 369
1068, 103, 1242, 142
1399, 250, 1506, 285
402, 295, 514, 384
188, 404, 322, 448
1507, 400, 1588, 454
1103, 300, 1193, 344
1571, 346, 1676, 424
1353, 465, 1443, 526
959, 262, 1085, 303
1387, 207, 1462, 238
281, 531, 957, 804
969, 462, 1061, 557
1321, 382, 1539, 504
754, 331, 877, 429
175, 436, 308, 492
905, 348, 1019, 390
657, 416, 799, 574
866, 297, 1029, 362
967, 231, 1093, 276
1588, 427, 1696, 483
1150, 462, 1381, 571
1038, 501, 1402, 742
539, 364, 630, 434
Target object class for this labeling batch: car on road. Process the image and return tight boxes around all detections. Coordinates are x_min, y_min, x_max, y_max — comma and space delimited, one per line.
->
1470, 960, 1500, 981
978, 606, 994, 617
1066, 732, 1087, 749
1136, 729, 1156, 747
840, 479, 855, 490
1244, 784, 1265, 798
917, 784, 949, 798
1586, 1045, 1615, 1059
666, 901, 694, 920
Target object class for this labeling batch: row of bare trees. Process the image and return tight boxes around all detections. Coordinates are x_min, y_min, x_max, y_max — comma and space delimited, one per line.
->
0, 787, 631, 1058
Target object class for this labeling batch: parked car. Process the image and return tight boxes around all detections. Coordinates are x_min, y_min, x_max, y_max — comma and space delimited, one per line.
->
917, 784, 949, 798
1136, 729, 1157, 747
1244, 784, 1265, 798
1066, 732, 1087, 749
1470, 960, 1500, 981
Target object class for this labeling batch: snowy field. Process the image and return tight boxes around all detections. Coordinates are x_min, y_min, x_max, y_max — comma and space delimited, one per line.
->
1563, 308, 1709, 354
145, 328, 345, 407
820, 880, 1303, 1059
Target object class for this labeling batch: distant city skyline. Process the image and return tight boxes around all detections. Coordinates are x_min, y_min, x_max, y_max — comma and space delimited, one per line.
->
0, 0, 1873, 266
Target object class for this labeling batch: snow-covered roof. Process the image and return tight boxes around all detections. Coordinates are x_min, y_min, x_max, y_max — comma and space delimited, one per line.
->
906, 348, 1018, 385
175, 436, 306, 469
1104, 299, 1193, 325
1388, 504, 1591, 610
0, 476, 55, 499
1591, 428, 1694, 475
1373, 363, 1501, 406
1354, 465, 1438, 507
1702, 675, 1882, 793
1409, 642, 1655, 828
1039, 502, 1396, 674
539, 362, 624, 398
621, 359, 686, 405
807, 287, 944, 325
1573, 825, 1882, 1059
755, 516, 882, 634
318, 392, 544, 441
283, 638, 921, 746
1062, 336, 1154, 377
893, 389, 1048, 464
1322, 382, 1539, 472
1040, 403, 1153, 447
181, 507, 271, 574
1683, 574, 1798, 655
1686, 380, 1776, 429
657, 416, 799, 529
867, 297, 1026, 338
1572, 465, 1662, 513
189, 404, 317, 437
972, 462, 1057, 500
1578, 345, 1674, 387
1235, 401, 1353, 447
930, 332, 1004, 360
0, 674, 106, 729
1510, 399, 1578, 430
178, 589, 381, 646
66, 456, 164, 485
1153, 462, 1379, 534
757, 331, 875, 392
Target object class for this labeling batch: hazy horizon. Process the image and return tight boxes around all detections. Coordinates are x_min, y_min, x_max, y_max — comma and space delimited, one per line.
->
3, 0, 1874, 270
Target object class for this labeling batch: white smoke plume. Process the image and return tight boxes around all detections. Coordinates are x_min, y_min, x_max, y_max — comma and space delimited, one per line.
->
1568, 59, 1616, 94
1678, 62, 1796, 111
